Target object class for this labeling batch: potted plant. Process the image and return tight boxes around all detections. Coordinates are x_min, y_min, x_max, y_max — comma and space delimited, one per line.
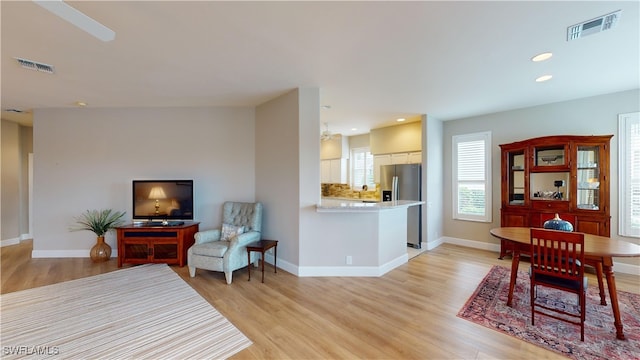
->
70, 209, 126, 262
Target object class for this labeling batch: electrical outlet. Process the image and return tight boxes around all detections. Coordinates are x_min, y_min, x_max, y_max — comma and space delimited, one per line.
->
346, 255, 353, 265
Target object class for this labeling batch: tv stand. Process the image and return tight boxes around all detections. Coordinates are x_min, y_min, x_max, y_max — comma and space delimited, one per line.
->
116, 221, 199, 267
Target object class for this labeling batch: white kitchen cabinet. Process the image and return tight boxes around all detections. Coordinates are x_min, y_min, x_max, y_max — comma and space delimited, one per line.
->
373, 155, 392, 183
373, 152, 422, 182
321, 160, 332, 183
321, 159, 347, 183
330, 159, 346, 183
408, 151, 422, 164
391, 153, 408, 164
391, 152, 422, 164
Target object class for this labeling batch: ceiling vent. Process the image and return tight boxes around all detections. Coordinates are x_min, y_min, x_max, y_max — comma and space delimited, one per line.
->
15, 57, 55, 74
567, 10, 621, 41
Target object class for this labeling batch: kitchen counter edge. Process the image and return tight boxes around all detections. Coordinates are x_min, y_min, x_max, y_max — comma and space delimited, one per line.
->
316, 199, 424, 212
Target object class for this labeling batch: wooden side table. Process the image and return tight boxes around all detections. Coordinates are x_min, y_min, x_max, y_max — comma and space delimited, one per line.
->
246, 239, 278, 283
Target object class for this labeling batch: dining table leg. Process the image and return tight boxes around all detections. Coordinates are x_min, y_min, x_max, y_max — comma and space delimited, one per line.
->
507, 249, 521, 307
602, 257, 625, 340
594, 261, 607, 305
586, 258, 608, 305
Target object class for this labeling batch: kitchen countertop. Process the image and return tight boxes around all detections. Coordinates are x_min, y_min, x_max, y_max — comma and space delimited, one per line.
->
316, 199, 424, 212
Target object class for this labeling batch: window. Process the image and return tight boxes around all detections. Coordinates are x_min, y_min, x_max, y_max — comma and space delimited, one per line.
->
453, 131, 492, 222
619, 112, 640, 237
351, 147, 375, 190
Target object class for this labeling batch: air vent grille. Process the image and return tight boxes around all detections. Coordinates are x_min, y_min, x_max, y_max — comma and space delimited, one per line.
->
567, 10, 621, 41
15, 57, 55, 74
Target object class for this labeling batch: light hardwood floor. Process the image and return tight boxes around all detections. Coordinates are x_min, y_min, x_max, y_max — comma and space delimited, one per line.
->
2, 240, 639, 359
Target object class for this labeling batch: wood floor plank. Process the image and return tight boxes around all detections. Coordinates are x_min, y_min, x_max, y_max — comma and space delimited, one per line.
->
2, 240, 638, 359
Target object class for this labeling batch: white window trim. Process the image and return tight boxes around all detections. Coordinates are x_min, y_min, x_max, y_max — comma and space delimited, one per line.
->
618, 111, 640, 238
452, 131, 492, 222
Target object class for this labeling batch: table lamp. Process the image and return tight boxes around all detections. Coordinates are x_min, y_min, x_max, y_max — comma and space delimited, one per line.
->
148, 186, 167, 215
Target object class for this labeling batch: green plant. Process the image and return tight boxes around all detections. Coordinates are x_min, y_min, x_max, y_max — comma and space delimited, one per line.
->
70, 209, 126, 237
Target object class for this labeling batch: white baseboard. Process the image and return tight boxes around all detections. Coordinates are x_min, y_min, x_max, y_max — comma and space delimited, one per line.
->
424, 237, 445, 250
1, 233, 33, 248
443, 236, 501, 252
611, 262, 640, 276
32, 249, 89, 258
442, 236, 640, 276
0, 237, 21, 247
272, 252, 408, 277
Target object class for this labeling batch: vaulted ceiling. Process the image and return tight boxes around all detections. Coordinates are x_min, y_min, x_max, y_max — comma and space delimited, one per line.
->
2, 1, 638, 135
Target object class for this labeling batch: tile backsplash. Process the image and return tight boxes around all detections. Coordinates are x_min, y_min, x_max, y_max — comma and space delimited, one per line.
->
321, 183, 380, 200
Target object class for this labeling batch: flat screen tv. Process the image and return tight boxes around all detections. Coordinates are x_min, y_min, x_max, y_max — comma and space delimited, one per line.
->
132, 180, 194, 221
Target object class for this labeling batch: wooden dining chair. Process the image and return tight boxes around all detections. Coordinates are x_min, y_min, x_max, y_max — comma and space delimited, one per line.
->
538, 213, 606, 306
530, 228, 587, 341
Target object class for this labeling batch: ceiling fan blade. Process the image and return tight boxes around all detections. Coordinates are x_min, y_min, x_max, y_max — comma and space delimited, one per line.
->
34, 0, 115, 42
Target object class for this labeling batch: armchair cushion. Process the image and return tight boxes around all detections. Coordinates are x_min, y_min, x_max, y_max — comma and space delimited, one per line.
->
220, 223, 245, 241
191, 241, 229, 257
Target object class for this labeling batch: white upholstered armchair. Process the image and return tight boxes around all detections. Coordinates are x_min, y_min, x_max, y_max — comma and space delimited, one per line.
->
188, 202, 263, 284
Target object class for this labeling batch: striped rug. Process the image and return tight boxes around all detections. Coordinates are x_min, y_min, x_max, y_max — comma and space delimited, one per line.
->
0, 264, 252, 359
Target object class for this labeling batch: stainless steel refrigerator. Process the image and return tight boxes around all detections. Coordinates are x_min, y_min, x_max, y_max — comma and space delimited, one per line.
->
380, 164, 422, 248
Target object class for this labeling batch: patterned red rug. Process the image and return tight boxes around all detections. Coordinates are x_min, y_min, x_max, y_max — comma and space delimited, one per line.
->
457, 265, 640, 360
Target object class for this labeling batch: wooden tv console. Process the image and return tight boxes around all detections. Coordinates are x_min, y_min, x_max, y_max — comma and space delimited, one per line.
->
116, 222, 199, 267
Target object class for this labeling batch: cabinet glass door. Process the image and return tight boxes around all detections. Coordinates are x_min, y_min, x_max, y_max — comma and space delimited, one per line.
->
577, 145, 601, 210
508, 151, 526, 205
153, 243, 178, 260
124, 243, 149, 260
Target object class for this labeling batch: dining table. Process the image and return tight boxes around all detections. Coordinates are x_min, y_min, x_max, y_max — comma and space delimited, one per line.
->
490, 226, 640, 340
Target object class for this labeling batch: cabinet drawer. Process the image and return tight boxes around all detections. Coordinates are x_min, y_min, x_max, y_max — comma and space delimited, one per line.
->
531, 200, 569, 211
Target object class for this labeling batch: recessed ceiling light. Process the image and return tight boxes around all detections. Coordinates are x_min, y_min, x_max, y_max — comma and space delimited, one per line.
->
397, 118, 405, 122
321, 105, 331, 109
75, 101, 87, 107
351, 128, 358, 131
535, 75, 553, 82
532, 52, 553, 62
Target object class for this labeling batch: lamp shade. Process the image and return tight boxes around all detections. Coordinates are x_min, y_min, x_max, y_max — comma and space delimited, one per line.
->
148, 186, 167, 200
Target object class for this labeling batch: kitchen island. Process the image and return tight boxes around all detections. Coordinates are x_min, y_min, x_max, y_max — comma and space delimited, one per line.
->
302, 199, 423, 277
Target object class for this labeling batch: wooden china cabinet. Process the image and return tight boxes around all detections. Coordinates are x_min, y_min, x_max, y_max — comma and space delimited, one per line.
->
499, 135, 612, 258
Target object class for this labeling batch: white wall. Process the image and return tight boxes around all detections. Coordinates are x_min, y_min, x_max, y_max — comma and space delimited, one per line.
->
255, 87, 321, 273
255, 89, 304, 268
298, 88, 323, 268
442, 89, 640, 265
370, 121, 422, 154
348, 133, 369, 149
320, 134, 346, 160
1, 120, 20, 243
32, 106, 255, 256
423, 114, 444, 248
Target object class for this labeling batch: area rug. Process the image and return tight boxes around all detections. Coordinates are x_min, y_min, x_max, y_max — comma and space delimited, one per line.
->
457, 265, 640, 360
0, 264, 252, 359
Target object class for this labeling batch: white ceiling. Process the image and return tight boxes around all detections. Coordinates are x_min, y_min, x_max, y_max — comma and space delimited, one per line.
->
2, 1, 639, 135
